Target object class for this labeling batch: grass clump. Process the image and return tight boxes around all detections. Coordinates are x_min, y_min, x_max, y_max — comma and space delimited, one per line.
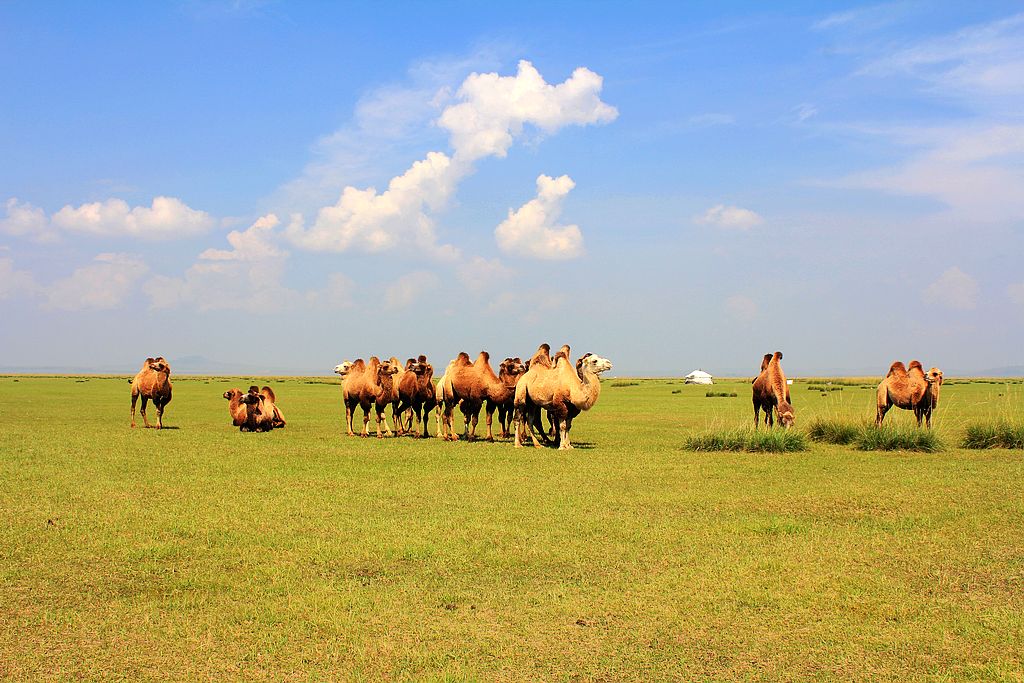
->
855, 424, 943, 452
685, 428, 807, 453
807, 418, 860, 445
961, 421, 1024, 449
705, 391, 738, 398
610, 381, 639, 387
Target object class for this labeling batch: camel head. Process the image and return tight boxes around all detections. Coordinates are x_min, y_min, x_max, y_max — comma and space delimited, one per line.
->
777, 402, 795, 428
409, 357, 429, 375
926, 367, 943, 386
146, 356, 170, 374
333, 360, 355, 376
578, 353, 613, 375
499, 357, 527, 376
223, 389, 242, 401
378, 359, 400, 377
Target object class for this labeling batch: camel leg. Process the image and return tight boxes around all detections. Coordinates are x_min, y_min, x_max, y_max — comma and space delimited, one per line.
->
361, 403, 371, 437
155, 399, 164, 430
140, 396, 151, 428
345, 403, 356, 436
753, 402, 760, 429
131, 391, 139, 428
876, 402, 890, 426
767, 407, 773, 428
484, 403, 496, 442
558, 417, 571, 450
514, 407, 524, 448
469, 409, 480, 441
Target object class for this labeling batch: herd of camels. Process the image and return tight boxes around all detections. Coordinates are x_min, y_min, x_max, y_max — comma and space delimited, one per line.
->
127, 346, 944, 445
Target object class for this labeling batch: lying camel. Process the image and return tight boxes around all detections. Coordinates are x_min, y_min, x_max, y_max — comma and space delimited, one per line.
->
752, 351, 794, 428
514, 344, 613, 449
248, 385, 286, 430
130, 356, 172, 429
876, 361, 943, 428
223, 388, 263, 432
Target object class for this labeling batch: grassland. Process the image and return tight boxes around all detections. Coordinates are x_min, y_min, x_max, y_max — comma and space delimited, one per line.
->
1, 374, 1023, 681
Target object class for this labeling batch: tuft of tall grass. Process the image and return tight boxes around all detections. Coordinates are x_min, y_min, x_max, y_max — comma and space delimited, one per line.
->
806, 385, 843, 392
806, 418, 860, 445
705, 391, 738, 398
961, 421, 1024, 449
855, 424, 943, 452
610, 381, 639, 388
685, 429, 807, 453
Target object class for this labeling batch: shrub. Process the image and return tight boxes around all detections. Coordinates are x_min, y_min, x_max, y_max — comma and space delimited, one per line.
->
671, 389, 682, 395
806, 384, 843, 392
705, 391, 738, 398
610, 381, 639, 388
855, 424, 943, 452
684, 429, 807, 453
806, 419, 860, 445
961, 422, 1024, 449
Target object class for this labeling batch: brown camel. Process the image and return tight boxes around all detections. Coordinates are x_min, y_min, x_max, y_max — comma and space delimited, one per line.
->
244, 385, 284, 431
335, 357, 399, 437
259, 385, 287, 428
876, 361, 943, 428
514, 344, 613, 449
752, 351, 794, 428
395, 355, 437, 438
492, 357, 527, 438
223, 388, 264, 432
437, 351, 517, 442
130, 356, 172, 429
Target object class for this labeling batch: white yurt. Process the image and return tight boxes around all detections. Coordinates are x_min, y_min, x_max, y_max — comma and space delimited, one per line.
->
684, 369, 714, 385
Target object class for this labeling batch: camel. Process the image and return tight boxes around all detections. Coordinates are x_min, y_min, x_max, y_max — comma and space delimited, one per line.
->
514, 344, 613, 449
752, 351, 794, 428
876, 361, 943, 428
394, 355, 436, 438
493, 357, 527, 438
434, 359, 458, 440
223, 388, 264, 432
130, 356, 172, 429
335, 357, 399, 437
248, 385, 285, 430
436, 351, 518, 441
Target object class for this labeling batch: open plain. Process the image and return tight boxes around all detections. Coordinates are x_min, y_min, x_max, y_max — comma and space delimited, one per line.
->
1, 374, 1023, 681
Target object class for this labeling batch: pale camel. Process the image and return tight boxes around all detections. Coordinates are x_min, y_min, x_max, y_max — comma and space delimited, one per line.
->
876, 361, 943, 428
335, 357, 399, 437
130, 356, 172, 429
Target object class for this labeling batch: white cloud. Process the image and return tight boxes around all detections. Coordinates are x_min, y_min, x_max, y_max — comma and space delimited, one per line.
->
438, 59, 618, 163
146, 214, 354, 313
385, 270, 439, 310
456, 255, 514, 288
51, 196, 215, 239
725, 294, 759, 321
923, 266, 979, 310
1008, 282, 1024, 306
286, 60, 616, 257
0, 257, 39, 300
697, 204, 764, 230
795, 103, 818, 122
494, 174, 583, 260
45, 253, 149, 310
0, 198, 58, 243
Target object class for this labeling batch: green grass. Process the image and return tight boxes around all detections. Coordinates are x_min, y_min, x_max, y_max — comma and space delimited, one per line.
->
705, 391, 738, 398
685, 428, 807, 452
807, 418, 862, 445
855, 424, 944, 452
962, 421, 1024, 449
1, 375, 1023, 680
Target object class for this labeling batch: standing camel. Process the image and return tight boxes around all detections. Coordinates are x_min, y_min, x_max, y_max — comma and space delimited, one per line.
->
130, 356, 172, 429
876, 361, 943, 428
752, 351, 794, 428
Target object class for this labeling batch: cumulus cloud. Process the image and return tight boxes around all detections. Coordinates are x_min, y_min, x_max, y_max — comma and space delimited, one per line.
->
438, 59, 619, 163
287, 60, 616, 256
0, 257, 39, 300
725, 294, 759, 321
697, 204, 764, 230
923, 266, 979, 310
385, 270, 439, 310
494, 174, 583, 260
45, 253, 149, 310
0, 198, 58, 243
51, 196, 215, 239
146, 214, 353, 313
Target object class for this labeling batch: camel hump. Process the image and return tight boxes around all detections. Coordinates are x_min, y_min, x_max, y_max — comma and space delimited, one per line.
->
557, 344, 571, 357
455, 352, 471, 366
261, 386, 276, 403
760, 353, 772, 372
417, 354, 427, 363
908, 360, 923, 371
887, 361, 907, 377
772, 351, 783, 363
351, 358, 365, 370
477, 351, 490, 365
530, 345, 552, 368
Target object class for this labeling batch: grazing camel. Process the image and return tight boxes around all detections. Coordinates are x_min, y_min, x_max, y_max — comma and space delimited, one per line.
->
395, 355, 436, 438
223, 388, 264, 432
438, 351, 518, 441
130, 356, 172, 429
492, 357, 527, 438
335, 357, 399, 437
514, 344, 613, 449
876, 361, 944, 428
752, 351, 794, 428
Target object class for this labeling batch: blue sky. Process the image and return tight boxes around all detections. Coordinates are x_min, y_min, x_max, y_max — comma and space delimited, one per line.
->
1, 1, 1022, 375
